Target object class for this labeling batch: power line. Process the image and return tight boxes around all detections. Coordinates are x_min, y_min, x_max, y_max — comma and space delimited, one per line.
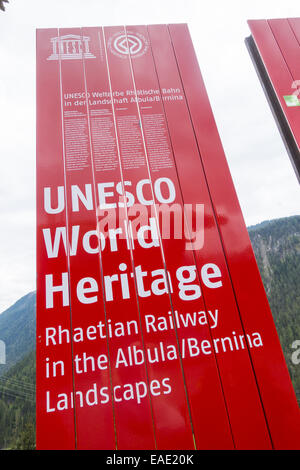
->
0, 377, 35, 392
0, 388, 35, 403
0, 381, 35, 396
0, 375, 35, 386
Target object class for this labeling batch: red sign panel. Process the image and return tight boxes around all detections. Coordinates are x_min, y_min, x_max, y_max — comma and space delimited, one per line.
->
36, 24, 300, 450
247, 18, 300, 182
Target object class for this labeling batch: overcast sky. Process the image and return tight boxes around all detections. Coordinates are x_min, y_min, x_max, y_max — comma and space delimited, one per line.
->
0, 0, 299, 312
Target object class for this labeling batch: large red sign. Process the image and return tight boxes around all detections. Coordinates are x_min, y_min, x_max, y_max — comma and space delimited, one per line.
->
36, 24, 300, 450
247, 18, 300, 182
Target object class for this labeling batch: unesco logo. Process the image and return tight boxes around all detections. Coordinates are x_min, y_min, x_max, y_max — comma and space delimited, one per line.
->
108, 31, 148, 59
47, 34, 96, 61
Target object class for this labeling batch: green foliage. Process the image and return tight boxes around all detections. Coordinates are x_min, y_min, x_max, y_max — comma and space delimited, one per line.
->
0, 350, 35, 449
15, 422, 35, 450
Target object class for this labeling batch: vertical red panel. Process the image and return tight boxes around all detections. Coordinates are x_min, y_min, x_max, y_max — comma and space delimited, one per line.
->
36, 28, 76, 449
81, 26, 156, 450
288, 17, 300, 49
169, 23, 300, 449
147, 24, 272, 450
125, 25, 234, 449
102, 25, 196, 450
57, 27, 116, 450
268, 19, 300, 80
247, 20, 300, 152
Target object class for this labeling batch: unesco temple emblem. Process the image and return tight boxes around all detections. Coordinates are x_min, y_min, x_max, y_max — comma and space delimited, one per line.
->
47, 34, 96, 60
